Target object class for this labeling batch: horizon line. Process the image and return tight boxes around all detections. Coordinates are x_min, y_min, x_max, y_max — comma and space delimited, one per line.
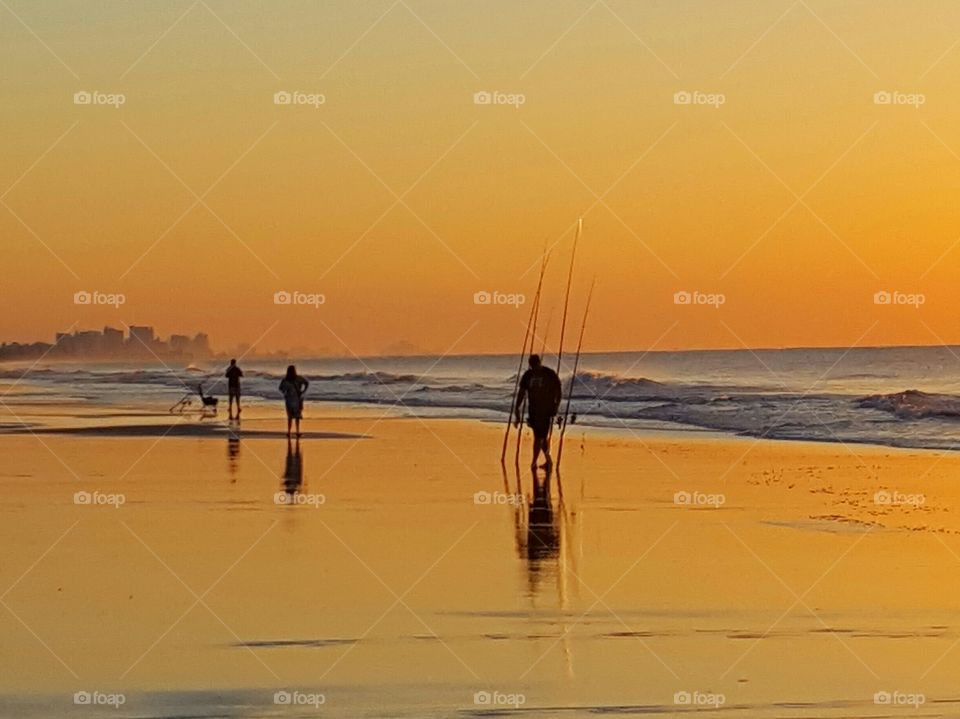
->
5, 341, 960, 363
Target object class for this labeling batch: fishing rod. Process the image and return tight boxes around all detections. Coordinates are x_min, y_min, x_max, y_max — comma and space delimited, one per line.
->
539, 309, 553, 356
501, 249, 550, 464
555, 218, 582, 375
556, 277, 595, 470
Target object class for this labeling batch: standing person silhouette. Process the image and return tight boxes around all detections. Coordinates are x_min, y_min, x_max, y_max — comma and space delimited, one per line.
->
279, 365, 309, 438
226, 358, 244, 418
514, 354, 562, 469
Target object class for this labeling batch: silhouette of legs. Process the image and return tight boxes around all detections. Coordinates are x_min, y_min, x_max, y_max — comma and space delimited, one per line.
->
228, 391, 241, 419
531, 435, 553, 470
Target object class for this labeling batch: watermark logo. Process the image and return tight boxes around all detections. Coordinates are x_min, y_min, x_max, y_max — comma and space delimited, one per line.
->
873, 290, 924, 308
273, 290, 326, 308
74, 490, 125, 509
74, 290, 125, 308
474, 490, 523, 506
873, 690, 925, 708
674, 690, 725, 708
874, 490, 925, 508
274, 492, 326, 508
473, 690, 526, 707
473, 290, 526, 308
674, 90, 725, 108
874, 91, 925, 108
674, 490, 725, 508
74, 91, 126, 108
273, 90, 326, 108
674, 290, 725, 308
73, 691, 126, 708
473, 91, 526, 108
273, 690, 326, 707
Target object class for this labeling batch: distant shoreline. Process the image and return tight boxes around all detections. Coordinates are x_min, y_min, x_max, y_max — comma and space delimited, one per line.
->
5, 342, 960, 364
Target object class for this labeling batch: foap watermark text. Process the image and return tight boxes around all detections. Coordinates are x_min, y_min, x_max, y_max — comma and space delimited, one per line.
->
274, 492, 326, 508
474, 490, 522, 506
874, 490, 925, 508
674, 90, 725, 108
274, 690, 326, 707
674, 690, 725, 708
74, 491, 125, 508
274, 290, 325, 308
474, 290, 525, 308
75, 290, 125, 308
674, 490, 725, 508
874, 690, 925, 708
474, 91, 525, 108
874, 91, 925, 108
874, 290, 924, 308
274, 91, 326, 108
74, 91, 125, 108
73, 690, 126, 708
674, 290, 725, 308
473, 691, 526, 707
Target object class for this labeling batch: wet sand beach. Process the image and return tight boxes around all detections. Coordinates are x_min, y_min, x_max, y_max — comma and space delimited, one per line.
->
3, 407, 960, 717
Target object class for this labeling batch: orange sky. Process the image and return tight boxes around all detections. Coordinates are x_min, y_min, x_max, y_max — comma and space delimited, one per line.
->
4, 1, 960, 356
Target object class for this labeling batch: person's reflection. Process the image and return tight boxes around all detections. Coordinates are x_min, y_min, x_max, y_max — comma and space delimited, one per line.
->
226, 418, 241, 481
524, 467, 560, 594
282, 437, 304, 496
512, 466, 575, 677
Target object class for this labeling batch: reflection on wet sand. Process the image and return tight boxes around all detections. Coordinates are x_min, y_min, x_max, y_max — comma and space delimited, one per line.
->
527, 469, 559, 578
508, 465, 582, 677
226, 418, 240, 480
281, 438, 304, 496
508, 467, 571, 594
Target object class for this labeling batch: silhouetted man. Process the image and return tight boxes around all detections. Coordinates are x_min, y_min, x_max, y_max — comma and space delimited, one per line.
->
514, 354, 562, 469
226, 359, 243, 417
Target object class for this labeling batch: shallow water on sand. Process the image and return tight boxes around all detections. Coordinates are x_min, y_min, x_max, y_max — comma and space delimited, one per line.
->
3, 408, 960, 717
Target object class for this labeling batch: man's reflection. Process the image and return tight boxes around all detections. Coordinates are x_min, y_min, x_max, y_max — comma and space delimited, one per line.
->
513, 467, 561, 598
527, 469, 559, 564
508, 466, 577, 677
226, 418, 241, 480
282, 437, 304, 496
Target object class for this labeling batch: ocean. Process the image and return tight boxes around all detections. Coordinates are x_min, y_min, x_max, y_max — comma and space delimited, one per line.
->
4, 346, 960, 450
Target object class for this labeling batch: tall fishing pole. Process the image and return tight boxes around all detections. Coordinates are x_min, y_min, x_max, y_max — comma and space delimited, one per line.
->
539, 309, 553, 356
501, 250, 550, 464
556, 277, 595, 471
555, 218, 582, 375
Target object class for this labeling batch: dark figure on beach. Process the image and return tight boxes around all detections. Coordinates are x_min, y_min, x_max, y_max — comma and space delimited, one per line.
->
514, 354, 562, 469
226, 359, 244, 417
279, 365, 309, 438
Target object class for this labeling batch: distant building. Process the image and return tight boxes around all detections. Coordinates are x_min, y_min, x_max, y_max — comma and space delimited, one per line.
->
169, 334, 190, 353
75, 330, 102, 355
102, 326, 124, 352
191, 333, 211, 357
128, 326, 154, 348
54, 332, 74, 355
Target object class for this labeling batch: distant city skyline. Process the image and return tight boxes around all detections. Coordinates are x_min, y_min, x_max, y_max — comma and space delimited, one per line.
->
0, 326, 212, 362
0, 326, 386, 362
